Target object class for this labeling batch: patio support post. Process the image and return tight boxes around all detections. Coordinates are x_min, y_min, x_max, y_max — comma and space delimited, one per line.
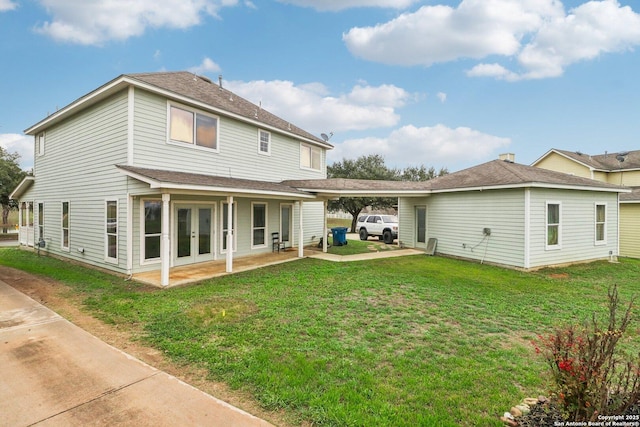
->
322, 199, 328, 253
226, 196, 234, 273
297, 201, 304, 258
161, 193, 170, 287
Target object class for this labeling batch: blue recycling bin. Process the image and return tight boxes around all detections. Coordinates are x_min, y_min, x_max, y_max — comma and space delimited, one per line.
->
331, 227, 348, 246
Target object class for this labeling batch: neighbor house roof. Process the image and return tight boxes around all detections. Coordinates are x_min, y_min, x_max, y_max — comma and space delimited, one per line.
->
116, 165, 315, 199
25, 71, 330, 149
284, 160, 629, 197
620, 188, 640, 203
532, 149, 640, 171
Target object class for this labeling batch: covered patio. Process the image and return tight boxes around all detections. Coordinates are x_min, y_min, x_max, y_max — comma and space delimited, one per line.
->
133, 248, 306, 287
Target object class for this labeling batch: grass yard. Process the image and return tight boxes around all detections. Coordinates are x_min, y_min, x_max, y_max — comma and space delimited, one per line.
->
2, 248, 640, 426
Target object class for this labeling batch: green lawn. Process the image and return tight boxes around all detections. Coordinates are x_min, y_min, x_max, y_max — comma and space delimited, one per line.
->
2, 248, 639, 426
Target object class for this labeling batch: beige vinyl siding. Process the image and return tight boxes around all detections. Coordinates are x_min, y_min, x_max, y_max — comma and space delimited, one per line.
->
607, 170, 640, 186
425, 189, 526, 267
528, 189, 618, 268
536, 153, 592, 178
132, 90, 326, 181
620, 204, 640, 258
28, 90, 130, 274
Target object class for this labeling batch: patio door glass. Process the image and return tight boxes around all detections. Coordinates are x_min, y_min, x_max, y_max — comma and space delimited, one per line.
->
175, 204, 215, 265
281, 204, 292, 245
416, 206, 427, 245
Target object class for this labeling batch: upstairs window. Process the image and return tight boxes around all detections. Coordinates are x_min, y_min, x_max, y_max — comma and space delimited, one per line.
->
258, 130, 271, 155
169, 104, 218, 151
300, 143, 321, 171
595, 203, 607, 245
37, 132, 45, 156
546, 202, 561, 250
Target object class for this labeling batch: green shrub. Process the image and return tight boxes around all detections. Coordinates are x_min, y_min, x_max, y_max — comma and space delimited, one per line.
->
534, 285, 640, 421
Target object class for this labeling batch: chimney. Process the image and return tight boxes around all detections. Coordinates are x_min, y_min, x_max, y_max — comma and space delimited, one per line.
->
499, 153, 515, 163
218, 75, 223, 90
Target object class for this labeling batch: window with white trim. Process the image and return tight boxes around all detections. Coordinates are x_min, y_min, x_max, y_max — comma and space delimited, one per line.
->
168, 104, 219, 151
300, 143, 321, 171
106, 200, 118, 262
252, 202, 267, 248
37, 133, 45, 156
62, 201, 69, 251
546, 202, 561, 250
258, 130, 271, 155
143, 200, 162, 261
595, 203, 607, 245
38, 202, 44, 242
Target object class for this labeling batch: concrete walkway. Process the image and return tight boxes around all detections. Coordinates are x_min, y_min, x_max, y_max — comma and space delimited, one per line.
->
308, 248, 424, 262
0, 280, 273, 427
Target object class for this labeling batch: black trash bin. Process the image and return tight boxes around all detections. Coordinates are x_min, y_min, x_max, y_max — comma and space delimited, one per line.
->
331, 227, 348, 246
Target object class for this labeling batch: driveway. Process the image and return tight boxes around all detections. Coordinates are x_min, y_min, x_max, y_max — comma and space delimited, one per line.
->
0, 279, 273, 427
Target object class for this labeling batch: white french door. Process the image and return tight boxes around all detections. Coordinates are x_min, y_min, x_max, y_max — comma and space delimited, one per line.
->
174, 204, 215, 266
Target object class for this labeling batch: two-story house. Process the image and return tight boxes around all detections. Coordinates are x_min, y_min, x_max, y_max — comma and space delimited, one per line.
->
10, 74, 632, 284
533, 149, 640, 258
10, 72, 332, 286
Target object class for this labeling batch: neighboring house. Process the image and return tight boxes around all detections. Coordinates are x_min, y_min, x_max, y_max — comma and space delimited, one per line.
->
286, 157, 629, 270
10, 72, 332, 286
532, 149, 640, 258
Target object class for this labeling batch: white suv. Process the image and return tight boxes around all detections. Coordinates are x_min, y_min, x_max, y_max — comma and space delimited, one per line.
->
356, 214, 398, 244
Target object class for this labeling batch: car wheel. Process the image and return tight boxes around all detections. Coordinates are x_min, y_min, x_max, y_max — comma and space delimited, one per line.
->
359, 228, 368, 240
383, 230, 393, 244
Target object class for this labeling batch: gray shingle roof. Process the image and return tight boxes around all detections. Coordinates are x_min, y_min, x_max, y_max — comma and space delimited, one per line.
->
118, 160, 627, 199
427, 159, 627, 191
550, 149, 640, 171
126, 72, 329, 147
285, 160, 627, 194
117, 165, 312, 197
621, 187, 640, 202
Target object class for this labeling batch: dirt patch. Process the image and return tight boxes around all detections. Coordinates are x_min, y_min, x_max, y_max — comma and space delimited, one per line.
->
548, 273, 570, 279
0, 265, 294, 427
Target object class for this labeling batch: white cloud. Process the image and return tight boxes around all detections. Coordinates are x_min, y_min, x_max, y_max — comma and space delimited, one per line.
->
34, 0, 240, 45
344, 0, 640, 80
189, 57, 222, 75
512, 0, 640, 80
436, 92, 447, 103
327, 124, 511, 169
277, 0, 417, 12
226, 79, 411, 133
0, 134, 33, 171
0, 0, 17, 12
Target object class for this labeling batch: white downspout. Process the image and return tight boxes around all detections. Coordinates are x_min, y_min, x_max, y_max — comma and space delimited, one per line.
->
297, 201, 304, 258
161, 193, 170, 287
524, 188, 531, 269
322, 199, 328, 253
226, 196, 234, 273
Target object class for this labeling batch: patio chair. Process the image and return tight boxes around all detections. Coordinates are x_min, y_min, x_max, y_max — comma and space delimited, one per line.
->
272, 232, 285, 253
